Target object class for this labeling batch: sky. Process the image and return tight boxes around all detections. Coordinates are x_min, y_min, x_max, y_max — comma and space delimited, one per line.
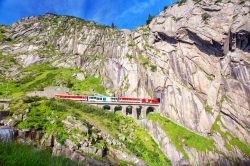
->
0, 0, 176, 30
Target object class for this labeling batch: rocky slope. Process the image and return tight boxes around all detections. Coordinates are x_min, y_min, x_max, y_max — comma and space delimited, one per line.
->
0, 0, 250, 165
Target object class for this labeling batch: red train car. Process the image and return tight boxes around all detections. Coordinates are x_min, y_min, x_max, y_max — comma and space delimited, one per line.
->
118, 97, 142, 103
142, 98, 159, 104
54, 94, 88, 101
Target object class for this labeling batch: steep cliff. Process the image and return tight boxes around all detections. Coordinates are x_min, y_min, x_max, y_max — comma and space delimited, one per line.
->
0, 0, 250, 165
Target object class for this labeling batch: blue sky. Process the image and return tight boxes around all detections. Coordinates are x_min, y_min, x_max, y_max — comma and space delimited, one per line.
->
0, 0, 176, 29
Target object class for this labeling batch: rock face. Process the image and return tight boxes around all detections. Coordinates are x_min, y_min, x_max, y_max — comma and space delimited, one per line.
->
0, 0, 249, 164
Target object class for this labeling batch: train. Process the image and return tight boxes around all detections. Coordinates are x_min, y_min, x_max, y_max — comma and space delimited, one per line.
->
54, 94, 160, 104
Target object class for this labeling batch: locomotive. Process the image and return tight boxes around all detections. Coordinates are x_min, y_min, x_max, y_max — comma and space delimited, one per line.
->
54, 94, 160, 104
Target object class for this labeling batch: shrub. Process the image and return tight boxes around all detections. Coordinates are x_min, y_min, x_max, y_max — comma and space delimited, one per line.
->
150, 65, 157, 72
178, 0, 187, 6
204, 102, 213, 115
22, 24, 31, 29
146, 14, 155, 25
239, 0, 245, 5
163, 6, 168, 11
138, 55, 149, 67
202, 13, 211, 22
111, 22, 116, 29
214, 0, 222, 4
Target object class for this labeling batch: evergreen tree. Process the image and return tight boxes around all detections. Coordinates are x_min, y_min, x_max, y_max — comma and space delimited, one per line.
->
111, 22, 116, 29
146, 14, 155, 25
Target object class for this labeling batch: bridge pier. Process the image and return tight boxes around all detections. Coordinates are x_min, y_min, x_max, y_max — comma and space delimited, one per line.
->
121, 106, 126, 116
86, 102, 158, 119
141, 106, 147, 119
132, 108, 138, 120
109, 105, 115, 113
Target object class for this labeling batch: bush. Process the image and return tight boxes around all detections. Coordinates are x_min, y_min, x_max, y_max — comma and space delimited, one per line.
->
146, 14, 155, 25
138, 55, 149, 67
150, 65, 157, 72
202, 13, 211, 22
178, 0, 187, 6
239, 0, 245, 5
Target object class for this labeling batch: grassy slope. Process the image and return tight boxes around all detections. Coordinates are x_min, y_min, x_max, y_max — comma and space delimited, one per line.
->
148, 113, 217, 159
211, 115, 250, 157
9, 97, 171, 166
0, 64, 106, 98
0, 142, 80, 166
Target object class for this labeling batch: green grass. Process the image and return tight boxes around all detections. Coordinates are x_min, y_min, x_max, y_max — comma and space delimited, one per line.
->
0, 26, 6, 42
11, 97, 107, 149
0, 141, 80, 166
10, 97, 170, 166
148, 113, 216, 159
0, 63, 107, 98
150, 65, 157, 72
204, 102, 213, 115
138, 55, 149, 67
62, 100, 170, 166
211, 115, 250, 156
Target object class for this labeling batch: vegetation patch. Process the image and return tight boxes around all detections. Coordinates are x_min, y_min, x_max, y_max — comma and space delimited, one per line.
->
214, 0, 222, 5
148, 113, 217, 159
204, 102, 213, 115
178, 0, 187, 6
239, 0, 246, 5
150, 65, 157, 72
211, 115, 250, 156
0, 141, 79, 166
202, 13, 211, 23
146, 15, 155, 25
0, 27, 5, 42
138, 54, 150, 67
193, 0, 202, 4
0, 64, 107, 98
9, 98, 170, 166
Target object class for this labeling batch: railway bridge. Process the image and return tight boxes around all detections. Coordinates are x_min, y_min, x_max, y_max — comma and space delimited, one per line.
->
0, 98, 160, 120
86, 101, 159, 120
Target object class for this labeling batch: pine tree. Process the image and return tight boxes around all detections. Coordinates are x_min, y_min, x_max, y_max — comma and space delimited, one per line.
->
111, 22, 116, 29
146, 14, 155, 25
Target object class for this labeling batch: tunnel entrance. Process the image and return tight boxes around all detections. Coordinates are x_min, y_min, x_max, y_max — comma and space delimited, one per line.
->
146, 107, 155, 116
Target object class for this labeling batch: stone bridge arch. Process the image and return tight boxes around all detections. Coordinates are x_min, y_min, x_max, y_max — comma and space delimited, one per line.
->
140, 106, 157, 119
103, 105, 111, 110
146, 107, 155, 115
126, 106, 133, 115
114, 105, 122, 112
